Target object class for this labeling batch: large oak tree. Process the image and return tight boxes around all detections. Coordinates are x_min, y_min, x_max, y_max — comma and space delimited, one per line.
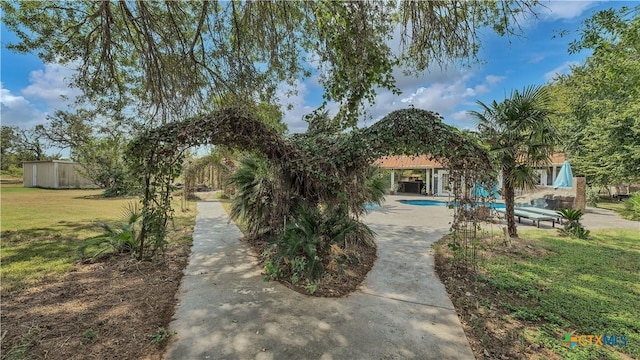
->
2, 1, 539, 127
3, 1, 541, 258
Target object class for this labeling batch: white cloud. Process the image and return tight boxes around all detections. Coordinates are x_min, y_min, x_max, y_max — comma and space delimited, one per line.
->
0, 85, 30, 109
0, 83, 48, 128
1, 63, 79, 129
528, 55, 546, 64
450, 110, 475, 124
355, 68, 506, 129
392, 69, 476, 113
485, 75, 506, 86
399, 82, 465, 113
544, 60, 580, 81
21, 63, 80, 108
467, 75, 505, 97
537, 1, 598, 21
277, 79, 315, 133
392, 64, 463, 90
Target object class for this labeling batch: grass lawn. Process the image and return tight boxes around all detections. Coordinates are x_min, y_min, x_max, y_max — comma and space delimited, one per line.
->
436, 228, 640, 360
219, 199, 249, 233
0, 184, 196, 292
597, 200, 626, 214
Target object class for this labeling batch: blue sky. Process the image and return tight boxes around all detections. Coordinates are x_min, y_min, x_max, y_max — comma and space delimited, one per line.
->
0, 1, 629, 135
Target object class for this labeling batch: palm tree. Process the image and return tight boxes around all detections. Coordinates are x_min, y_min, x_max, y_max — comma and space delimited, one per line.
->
470, 85, 558, 238
227, 155, 283, 238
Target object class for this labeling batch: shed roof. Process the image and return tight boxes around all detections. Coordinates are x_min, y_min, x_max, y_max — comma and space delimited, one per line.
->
22, 160, 77, 165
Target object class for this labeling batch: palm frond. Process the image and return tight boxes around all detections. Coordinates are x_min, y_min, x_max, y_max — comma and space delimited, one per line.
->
508, 164, 538, 192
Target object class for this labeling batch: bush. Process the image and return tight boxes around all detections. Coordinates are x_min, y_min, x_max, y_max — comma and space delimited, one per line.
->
1, 165, 23, 178
227, 155, 282, 238
227, 155, 379, 284
585, 186, 600, 207
557, 208, 590, 239
79, 203, 143, 259
264, 204, 376, 281
100, 166, 136, 197
272, 205, 325, 279
622, 192, 640, 220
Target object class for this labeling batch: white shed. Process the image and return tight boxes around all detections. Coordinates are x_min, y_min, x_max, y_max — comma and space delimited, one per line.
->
22, 160, 98, 189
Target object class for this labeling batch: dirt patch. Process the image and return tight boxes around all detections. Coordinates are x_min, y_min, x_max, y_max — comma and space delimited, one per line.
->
433, 235, 560, 360
482, 236, 553, 261
1, 243, 190, 360
242, 237, 377, 298
285, 245, 376, 297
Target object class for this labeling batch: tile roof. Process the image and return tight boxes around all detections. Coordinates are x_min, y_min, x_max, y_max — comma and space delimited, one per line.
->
374, 155, 443, 169
375, 153, 566, 169
550, 152, 566, 164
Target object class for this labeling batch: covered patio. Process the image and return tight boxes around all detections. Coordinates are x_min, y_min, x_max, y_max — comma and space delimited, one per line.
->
375, 153, 568, 197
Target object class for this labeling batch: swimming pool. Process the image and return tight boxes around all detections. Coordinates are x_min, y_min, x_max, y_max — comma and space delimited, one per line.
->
398, 199, 506, 209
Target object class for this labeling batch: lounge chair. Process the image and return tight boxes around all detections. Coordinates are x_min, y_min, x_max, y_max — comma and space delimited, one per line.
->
494, 208, 556, 228
517, 206, 563, 224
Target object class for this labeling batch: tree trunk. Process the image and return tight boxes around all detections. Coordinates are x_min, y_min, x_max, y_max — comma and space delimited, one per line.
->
138, 174, 151, 260
503, 168, 518, 238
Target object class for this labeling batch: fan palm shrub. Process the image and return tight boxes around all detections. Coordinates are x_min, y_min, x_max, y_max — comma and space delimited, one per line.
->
80, 203, 143, 259
274, 204, 324, 278
227, 155, 285, 238
269, 203, 377, 280
228, 153, 382, 282
361, 166, 387, 211
557, 208, 590, 239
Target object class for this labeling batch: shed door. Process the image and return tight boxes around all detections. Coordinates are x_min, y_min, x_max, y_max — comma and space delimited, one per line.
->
53, 162, 59, 188
32, 164, 37, 186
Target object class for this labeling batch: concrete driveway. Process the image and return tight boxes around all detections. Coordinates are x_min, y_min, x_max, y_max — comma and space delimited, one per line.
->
164, 198, 474, 360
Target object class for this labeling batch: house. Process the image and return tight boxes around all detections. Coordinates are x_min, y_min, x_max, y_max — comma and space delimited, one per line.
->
375, 153, 567, 196
22, 160, 98, 189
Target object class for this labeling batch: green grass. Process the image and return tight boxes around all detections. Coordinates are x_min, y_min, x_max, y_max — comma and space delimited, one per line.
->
219, 198, 248, 233
597, 200, 626, 213
480, 228, 640, 359
1, 185, 135, 231
0, 184, 196, 292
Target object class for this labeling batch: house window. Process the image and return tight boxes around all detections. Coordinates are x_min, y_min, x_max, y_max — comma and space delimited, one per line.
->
442, 173, 450, 191
534, 170, 544, 185
547, 167, 553, 186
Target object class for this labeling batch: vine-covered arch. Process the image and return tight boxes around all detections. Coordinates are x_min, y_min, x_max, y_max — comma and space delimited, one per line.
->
129, 107, 492, 191
127, 107, 495, 260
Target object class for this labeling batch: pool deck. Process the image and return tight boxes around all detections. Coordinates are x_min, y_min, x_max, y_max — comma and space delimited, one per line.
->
389, 194, 639, 231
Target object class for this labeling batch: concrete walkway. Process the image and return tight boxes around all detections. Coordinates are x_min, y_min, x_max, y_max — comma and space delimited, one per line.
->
582, 207, 640, 230
164, 200, 474, 360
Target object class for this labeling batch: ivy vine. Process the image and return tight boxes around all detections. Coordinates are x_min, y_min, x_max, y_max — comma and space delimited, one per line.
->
126, 106, 495, 259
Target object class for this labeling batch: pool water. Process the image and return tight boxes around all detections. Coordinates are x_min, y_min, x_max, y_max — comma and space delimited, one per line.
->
399, 199, 506, 209
364, 203, 380, 211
